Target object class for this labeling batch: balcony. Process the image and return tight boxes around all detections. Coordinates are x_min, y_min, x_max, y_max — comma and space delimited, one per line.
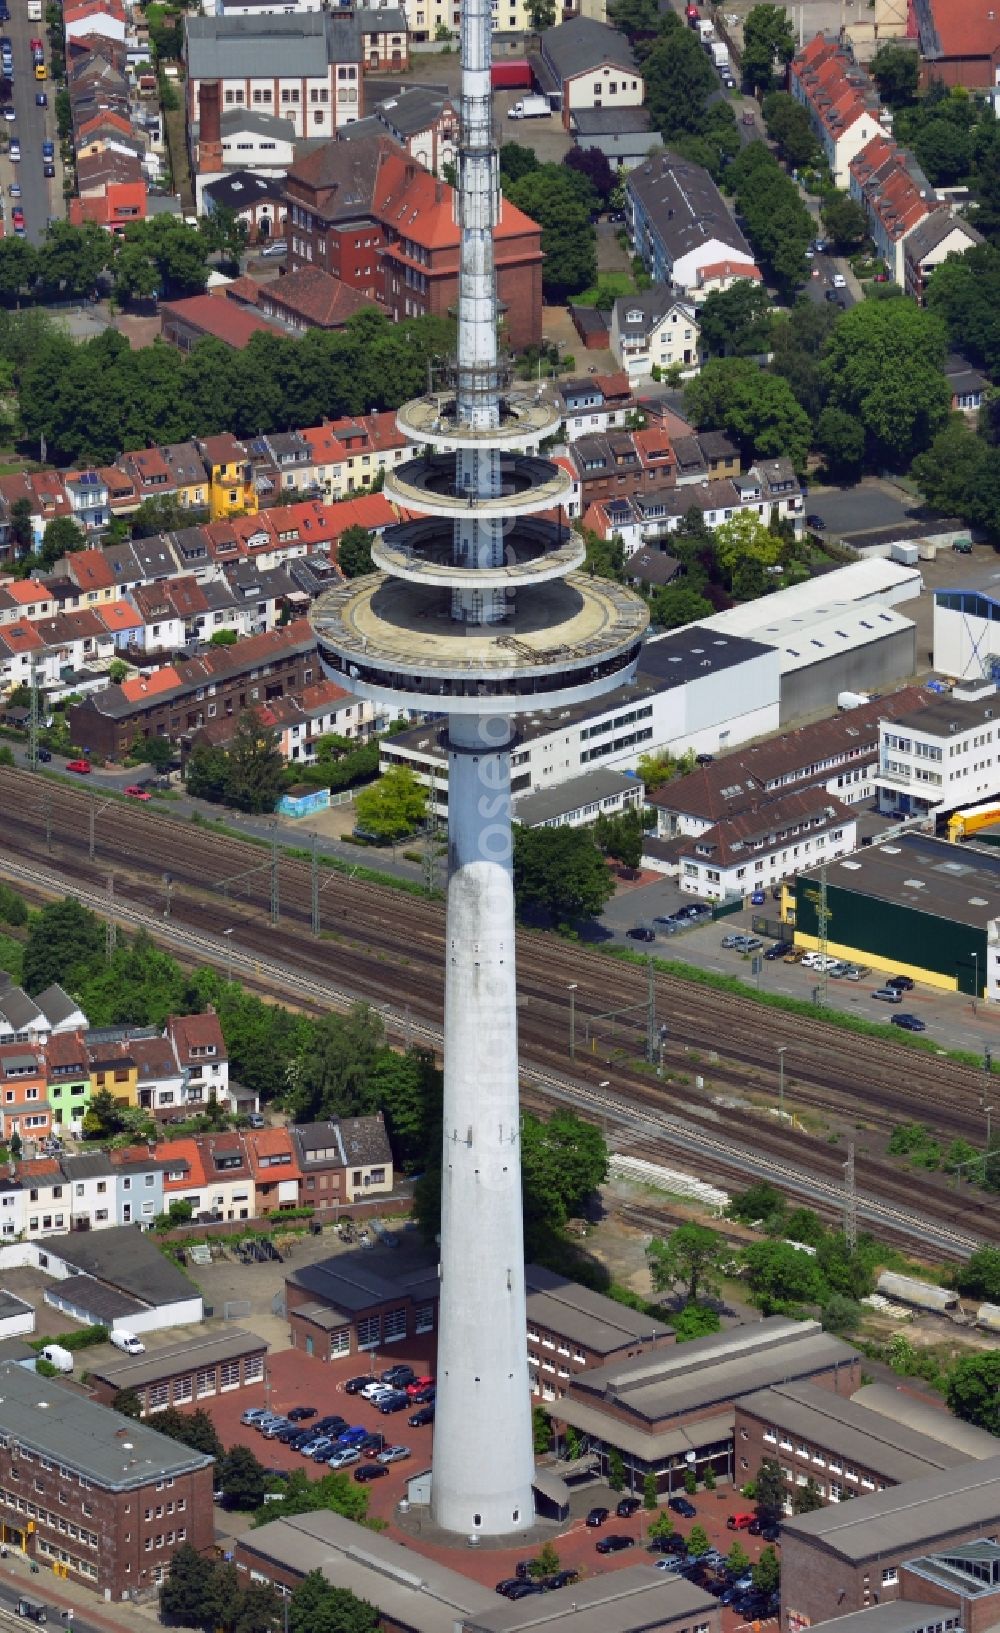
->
876, 765, 913, 786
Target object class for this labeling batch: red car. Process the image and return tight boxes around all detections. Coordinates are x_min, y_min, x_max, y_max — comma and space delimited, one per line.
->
29, 36, 43, 51
66, 759, 91, 774
123, 784, 151, 800
405, 1375, 434, 1398
11, 208, 23, 226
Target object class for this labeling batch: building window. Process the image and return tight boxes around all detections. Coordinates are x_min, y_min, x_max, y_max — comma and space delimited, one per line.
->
329, 1328, 350, 1357
196, 1368, 217, 1398
383, 1307, 407, 1344
414, 1303, 434, 1334
357, 1315, 380, 1350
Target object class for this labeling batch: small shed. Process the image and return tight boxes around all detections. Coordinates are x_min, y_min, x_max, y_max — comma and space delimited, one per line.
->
532, 1466, 570, 1522
278, 784, 330, 820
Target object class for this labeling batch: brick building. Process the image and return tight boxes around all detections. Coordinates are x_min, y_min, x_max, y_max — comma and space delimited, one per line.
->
185, 12, 364, 144
734, 1382, 999, 1510
284, 137, 543, 348
67, 624, 318, 759
289, 1114, 393, 1209
781, 1456, 1000, 1630
86, 1328, 267, 1415
0, 1360, 214, 1597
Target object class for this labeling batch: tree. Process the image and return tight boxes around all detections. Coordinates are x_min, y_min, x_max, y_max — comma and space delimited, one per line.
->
186, 741, 230, 804
755, 1457, 785, 1519
594, 808, 646, 871
821, 299, 950, 468
526, 0, 555, 24
529, 1541, 561, 1579
563, 145, 614, 204
644, 1472, 660, 1511
820, 192, 869, 253
752, 1545, 781, 1595
505, 166, 597, 301
37, 222, 110, 300
218, 1444, 268, 1510
114, 217, 211, 303
520, 1109, 608, 1256
354, 766, 427, 842
499, 142, 540, 183
769, 298, 837, 422
644, 20, 718, 141
288, 1571, 378, 1633
210, 628, 239, 646
729, 1181, 788, 1227
286, 1003, 386, 1125
684, 358, 811, 468
154, 1406, 224, 1459
687, 1524, 710, 1557
699, 282, 775, 360
23, 897, 104, 995
816, 406, 866, 480
727, 142, 814, 289
820, 1293, 863, 1335
337, 525, 375, 578
793, 1476, 824, 1515
648, 582, 715, 629
200, 206, 249, 268
743, 1239, 825, 1310
647, 1222, 726, 1305
532, 1405, 552, 1454
131, 493, 202, 538
671, 1302, 722, 1341
0, 239, 39, 302
112, 1388, 143, 1419
161, 1544, 216, 1627
713, 511, 785, 592
608, 1448, 626, 1491
911, 419, 1000, 539
743, 3, 795, 92
224, 714, 285, 815
39, 515, 85, 572
953, 1246, 1000, 1302
946, 1352, 1000, 1434
870, 42, 918, 105
727, 1542, 751, 1575
108, 659, 129, 685
9, 497, 33, 553
513, 824, 615, 925
762, 91, 819, 168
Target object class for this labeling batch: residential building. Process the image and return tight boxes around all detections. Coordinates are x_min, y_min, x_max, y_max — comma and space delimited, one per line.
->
0, 1044, 52, 1143
789, 34, 885, 188
849, 134, 938, 284
568, 424, 677, 510
289, 1113, 393, 1210
780, 1456, 1000, 1629
197, 433, 258, 519
875, 686, 1000, 819
165, 1012, 230, 1110
0, 1361, 213, 1596
788, 833, 1000, 1003
352, 85, 457, 174
555, 372, 635, 442
254, 266, 383, 333
64, 472, 111, 536
903, 212, 984, 302
664, 789, 858, 902
44, 1031, 93, 1134
628, 151, 760, 299
162, 1133, 254, 1221
610, 287, 702, 381
184, 12, 364, 142
356, 8, 408, 71
66, 624, 319, 759
202, 169, 287, 239
943, 353, 989, 417
237, 677, 375, 762
913, 0, 1000, 88
568, 105, 656, 171
243, 1127, 303, 1214
536, 18, 643, 127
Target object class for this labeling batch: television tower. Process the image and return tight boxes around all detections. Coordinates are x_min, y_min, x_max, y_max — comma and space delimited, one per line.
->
309, 0, 648, 1538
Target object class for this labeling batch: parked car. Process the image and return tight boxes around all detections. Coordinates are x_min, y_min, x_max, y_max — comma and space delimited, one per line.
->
354, 1463, 388, 1482
314, 1416, 348, 1435
805, 513, 826, 530
299, 1436, 334, 1457
376, 1445, 411, 1464
360, 1433, 387, 1456
35, 92, 46, 105
586, 1507, 609, 1527
647, 1534, 687, 1556
345, 1375, 377, 1395
310, 1441, 339, 1462
336, 1427, 369, 1446
721, 933, 745, 949
37, 748, 51, 762
832, 272, 847, 288
495, 1580, 523, 1597
361, 1381, 394, 1401
66, 759, 91, 773
123, 784, 151, 800
260, 1418, 291, 1439
616, 1496, 641, 1518
408, 1404, 435, 1426
626, 926, 655, 942
504, 1584, 545, 1601
409, 1383, 435, 1404
596, 1535, 635, 1555
886, 974, 915, 991
405, 1375, 435, 1398
381, 1365, 416, 1388
668, 1497, 697, 1518
765, 941, 793, 960
844, 965, 869, 981
241, 1408, 270, 1426
541, 1571, 579, 1590
727, 1513, 756, 1531
891, 1012, 927, 1032
873, 986, 903, 1004
327, 1447, 360, 1469
377, 1389, 410, 1414
654, 1558, 684, 1574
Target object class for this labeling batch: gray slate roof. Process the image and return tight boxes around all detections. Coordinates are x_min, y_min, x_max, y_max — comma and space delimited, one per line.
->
205, 169, 287, 213
35, 984, 81, 1028
513, 768, 640, 829
571, 105, 653, 134
629, 149, 751, 264
904, 208, 983, 263
613, 284, 691, 340
782, 1454, 1000, 1561
0, 1361, 213, 1490
372, 84, 454, 137
41, 1226, 198, 1311
186, 12, 361, 79
541, 15, 637, 80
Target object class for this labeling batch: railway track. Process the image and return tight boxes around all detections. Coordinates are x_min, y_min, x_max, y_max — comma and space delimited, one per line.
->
0, 835, 988, 1260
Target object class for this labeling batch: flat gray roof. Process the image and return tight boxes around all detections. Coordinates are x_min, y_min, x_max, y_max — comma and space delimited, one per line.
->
807, 1604, 963, 1633
462, 1566, 718, 1633
240, 1510, 495, 1633
525, 1265, 668, 1356
513, 769, 640, 830
798, 833, 1000, 933
41, 1227, 198, 1311
573, 1318, 859, 1427
739, 1382, 986, 1483
889, 692, 999, 738
287, 1240, 438, 1317
0, 1361, 213, 1490
554, 1397, 734, 1462
48, 1272, 144, 1324
782, 1454, 1000, 1561
853, 1385, 1000, 1462
0, 1292, 33, 1322
87, 1326, 267, 1390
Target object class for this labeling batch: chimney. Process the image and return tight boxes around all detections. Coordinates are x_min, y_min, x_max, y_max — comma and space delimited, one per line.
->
199, 80, 223, 174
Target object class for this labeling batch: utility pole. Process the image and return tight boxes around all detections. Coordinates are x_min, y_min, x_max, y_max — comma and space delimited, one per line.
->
44, 789, 52, 856
28, 655, 40, 773
646, 955, 656, 1064
568, 983, 577, 1061
106, 874, 116, 959
270, 821, 279, 927
311, 833, 320, 938
777, 1044, 787, 1124
89, 793, 96, 862
844, 1141, 857, 1252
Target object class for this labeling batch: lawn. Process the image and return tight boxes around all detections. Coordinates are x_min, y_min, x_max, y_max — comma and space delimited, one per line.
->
574, 271, 637, 309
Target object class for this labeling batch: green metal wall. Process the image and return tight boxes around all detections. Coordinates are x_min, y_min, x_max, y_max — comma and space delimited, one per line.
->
794, 880, 988, 995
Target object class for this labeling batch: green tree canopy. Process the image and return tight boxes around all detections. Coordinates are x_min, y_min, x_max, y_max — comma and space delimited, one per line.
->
224, 714, 285, 815
816, 405, 866, 481
354, 766, 428, 842
288, 1571, 378, 1633
671, 1302, 722, 1341
728, 142, 814, 289
870, 42, 918, 105
38, 515, 85, 572
756, 1457, 784, 1518
513, 824, 615, 925
946, 1351, 1000, 1434
649, 582, 715, 628
684, 357, 812, 468
256, 1469, 369, 1527
218, 1444, 268, 1510
37, 222, 110, 301
499, 142, 540, 183
23, 897, 105, 995
742, 3, 795, 92
505, 165, 597, 300
753, 1544, 781, 1594
762, 90, 819, 168
337, 524, 375, 577
698, 281, 775, 359
821, 298, 950, 467
926, 242, 1000, 377
820, 192, 869, 254
648, 1222, 726, 1304
953, 1246, 1000, 1302
286, 1003, 386, 1124
743, 1239, 825, 1310
521, 1109, 608, 1257
643, 17, 719, 140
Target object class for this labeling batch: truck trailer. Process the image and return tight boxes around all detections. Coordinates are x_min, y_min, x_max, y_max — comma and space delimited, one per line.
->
491, 59, 532, 88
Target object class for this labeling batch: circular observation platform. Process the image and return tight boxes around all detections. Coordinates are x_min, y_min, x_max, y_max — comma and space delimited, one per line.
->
310, 572, 650, 716
395, 390, 562, 454
371, 516, 586, 589
383, 453, 572, 520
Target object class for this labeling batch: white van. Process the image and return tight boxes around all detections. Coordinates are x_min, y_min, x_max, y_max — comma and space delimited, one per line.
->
110, 1330, 145, 1355
41, 1344, 73, 1373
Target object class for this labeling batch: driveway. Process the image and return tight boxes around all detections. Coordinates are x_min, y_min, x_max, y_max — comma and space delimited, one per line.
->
804, 479, 920, 539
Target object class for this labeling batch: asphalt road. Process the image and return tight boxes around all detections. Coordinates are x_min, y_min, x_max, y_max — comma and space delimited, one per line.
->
801, 249, 856, 308
2, 2, 57, 246
803, 479, 919, 537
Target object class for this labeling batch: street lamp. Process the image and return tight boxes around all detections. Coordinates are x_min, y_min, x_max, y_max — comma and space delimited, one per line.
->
777, 1046, 787, 1124
971, 951, 979, 1014
223, 927, 234, 984
567, 983, 578, 1061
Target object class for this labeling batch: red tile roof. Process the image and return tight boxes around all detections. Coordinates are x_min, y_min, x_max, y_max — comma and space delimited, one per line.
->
66, 548, 116, 591
850, 133, 936, 241
696, 259, 762, 285
375, 152, 540, 255
166, 1012, 226, 1065
69, 182, 148, 229
4, 581, 53, 606
791, 33, 876, 140
160, 293, 275, 350
259, 265, 382, 330
120, 666, 182, 703
96, 600, 143, 633
925, 0, 1000, 60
